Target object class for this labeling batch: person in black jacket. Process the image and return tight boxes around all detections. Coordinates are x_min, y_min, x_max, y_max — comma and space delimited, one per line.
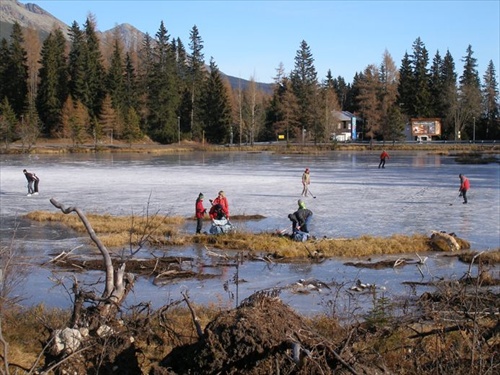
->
23, 169, 39, 196
288, 207, 313, 233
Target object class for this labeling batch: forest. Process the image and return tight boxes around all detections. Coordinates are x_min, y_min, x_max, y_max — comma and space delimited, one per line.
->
0, 17, 499, 149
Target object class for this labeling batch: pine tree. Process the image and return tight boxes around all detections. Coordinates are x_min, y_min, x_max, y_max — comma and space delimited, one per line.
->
146, 21, 181, 143
0, 97, 18, 148
428, 50, 443, 117
200, 58, 232, 143
36, 29, 68, 136
0, 39, 9, 102
439, 50, 458, 138
3, 22, 28, 118
107, 39, 127, 116
397, 52, 414, 116
456, 45, 482, 140
82, 16, 106, 120
68, 22, 87, 106
290, 40, 319, 142
411, 37, 431, 117
17, 100, 41, 151
188, 25, 206, 140
122, 106, 142, 145
481, 60, 499, 139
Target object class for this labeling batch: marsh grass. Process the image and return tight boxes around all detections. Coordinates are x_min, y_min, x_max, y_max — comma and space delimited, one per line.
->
25, 211, 465, 258
24, 211, 185, 248
191, 231, 433, 258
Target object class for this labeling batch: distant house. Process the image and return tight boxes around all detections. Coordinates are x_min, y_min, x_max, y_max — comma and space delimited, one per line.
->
331, 111, 358, 141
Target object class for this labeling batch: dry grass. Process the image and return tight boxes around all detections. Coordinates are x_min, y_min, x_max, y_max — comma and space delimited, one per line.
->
24, 211, 185, 248
191, 231, 433, 258
24, 211, 466, 258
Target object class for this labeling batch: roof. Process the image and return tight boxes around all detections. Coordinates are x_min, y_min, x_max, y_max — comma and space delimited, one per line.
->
332, 110, 356, 121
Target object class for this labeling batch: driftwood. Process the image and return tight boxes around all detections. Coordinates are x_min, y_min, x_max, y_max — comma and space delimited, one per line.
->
49, 198, 135, 324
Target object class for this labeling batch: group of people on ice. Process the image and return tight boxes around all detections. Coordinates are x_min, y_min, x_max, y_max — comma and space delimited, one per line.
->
195, 190, 233, 235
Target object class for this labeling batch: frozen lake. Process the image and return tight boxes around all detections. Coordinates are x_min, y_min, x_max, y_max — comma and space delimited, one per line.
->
1, 150, 499, 315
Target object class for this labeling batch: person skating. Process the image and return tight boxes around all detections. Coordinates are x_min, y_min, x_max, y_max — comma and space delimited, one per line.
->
301, 168, 310, 196
195, 193, 207, 234
378, 150, 390, 168
459, 174, 470, 204
23, 169, 38, 196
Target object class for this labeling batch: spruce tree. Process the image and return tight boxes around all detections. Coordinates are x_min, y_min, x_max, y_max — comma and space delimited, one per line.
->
199, 58, 232, 143
3, 22, 28, 118
107, 39, 127, 115
36, 29, 68, 136
68, 22, 86, 106
290, 40, 319, 142
397, 52, 414, 116
410, 37, 431, 117
481, 60, 499, 139
439, 50, 458, 138
82, 16, 106, 119
146, 21, 180, 143
188, 25, 206, 140
0, 97, 17, 148
457, 44, 482, 139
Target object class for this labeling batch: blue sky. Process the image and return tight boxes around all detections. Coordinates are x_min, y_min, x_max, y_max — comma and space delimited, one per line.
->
21, 0, 500, 84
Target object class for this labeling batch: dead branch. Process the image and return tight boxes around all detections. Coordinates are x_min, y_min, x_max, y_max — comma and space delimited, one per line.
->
181, 291, 203, 339
50, 198, 114, 299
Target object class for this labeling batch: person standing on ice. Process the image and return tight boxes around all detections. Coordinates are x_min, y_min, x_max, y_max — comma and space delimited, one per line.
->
195, 193, 206, 234
23, 169, 39, 196
378, 150, 390, 168
459, 174, 470, 204
301, 168, 310, 196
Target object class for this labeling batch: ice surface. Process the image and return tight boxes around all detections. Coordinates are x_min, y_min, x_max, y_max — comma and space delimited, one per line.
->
1, 150, 499, 314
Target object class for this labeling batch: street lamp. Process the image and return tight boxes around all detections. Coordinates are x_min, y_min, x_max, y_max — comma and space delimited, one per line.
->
473, 117, 475, 142
177, 116, 180, 144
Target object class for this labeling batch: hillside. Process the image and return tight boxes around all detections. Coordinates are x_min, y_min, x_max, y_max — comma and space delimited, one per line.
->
0, 0, 274, 92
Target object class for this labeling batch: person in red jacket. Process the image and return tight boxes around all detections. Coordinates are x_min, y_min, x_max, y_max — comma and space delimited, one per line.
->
378, 150, 390, 168
195, 193, 206, 234
459, 174, 470, 204
209, 191, 229, 220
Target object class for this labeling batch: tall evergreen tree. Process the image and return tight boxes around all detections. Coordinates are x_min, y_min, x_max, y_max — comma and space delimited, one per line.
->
107, 39, 127, 114
82, 16, 106, 119
481, 60, 499, 139
290, 40, 319, 142
0, 97, 18, 148
188, 25, 205, 140
123, 52, 139, 112
428, 50, 443, 117
2, 22, 28, 117
36, 29, 68, 136
68, 22, 86, 105
332, 75, 349, 110
397, 52, 414, 115
456, 44, 482, 139
146, 21, 180, 143
0, 38, 9, 103
199, 58, 232, 143
439, 50, 458, 138
410, 37, 431, 117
